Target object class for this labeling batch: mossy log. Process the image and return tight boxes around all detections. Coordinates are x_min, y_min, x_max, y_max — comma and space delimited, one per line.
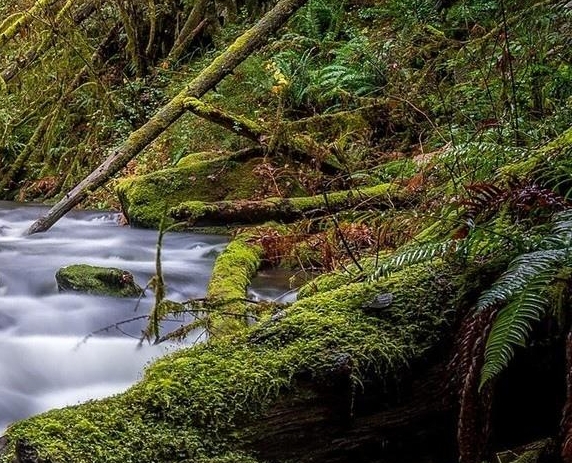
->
182, 97, 340, 170
0, 261, 460, 463
283, 104, 390, 143
498, 126, 572, 182
26, 0, 309, 235
182, 96, 267, 142
155, 231, 266, 341
206, 232, 263, 310
171, 183, 402, 226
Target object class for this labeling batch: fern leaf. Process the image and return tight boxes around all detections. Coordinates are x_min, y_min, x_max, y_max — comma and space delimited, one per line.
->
479, 274, 555, 388
475, 248, 566, 310
369, 240, 455, 281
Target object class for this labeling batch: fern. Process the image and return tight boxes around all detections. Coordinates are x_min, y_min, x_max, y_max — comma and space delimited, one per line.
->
478, 210, 572, 387
369, 239, 456, 281
475, 248, 566, 310
293, 0, 346, 41
479, 271, 556, 388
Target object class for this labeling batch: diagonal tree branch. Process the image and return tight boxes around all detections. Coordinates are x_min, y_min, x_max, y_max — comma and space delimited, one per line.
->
26, 0, 310, 234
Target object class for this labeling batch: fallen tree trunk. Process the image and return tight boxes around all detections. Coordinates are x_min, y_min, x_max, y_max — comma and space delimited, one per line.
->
0, 261, 460, 463
26, 0, 309, 235
171, 183, 402, 226
183, 96, 266, 142
240, 361, 454, 463
182, 96, 340, 170
159, 231, 265, 340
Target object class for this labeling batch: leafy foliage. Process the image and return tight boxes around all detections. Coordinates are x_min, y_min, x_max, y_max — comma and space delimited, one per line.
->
477, 210, 572, 387
369, 239, 456, 281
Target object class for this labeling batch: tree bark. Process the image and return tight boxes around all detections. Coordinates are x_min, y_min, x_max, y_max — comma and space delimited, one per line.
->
183, 96, 266, 142
182, 96, 341, 170
170, 184, 402, 226
167, 0, 209, 63
241, 362, 454, 463
26, 0, 309, 235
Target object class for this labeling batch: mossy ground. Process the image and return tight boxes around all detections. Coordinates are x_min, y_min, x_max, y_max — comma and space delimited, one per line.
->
1, 0, 571, 461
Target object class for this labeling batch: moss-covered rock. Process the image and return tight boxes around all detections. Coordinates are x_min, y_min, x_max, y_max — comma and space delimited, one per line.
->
116, 155, 268, 229
55, 264, 143, 298
1, 260, 459, 463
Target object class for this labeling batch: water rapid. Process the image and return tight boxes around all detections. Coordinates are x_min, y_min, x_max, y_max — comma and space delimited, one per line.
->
0, 202, 229, 432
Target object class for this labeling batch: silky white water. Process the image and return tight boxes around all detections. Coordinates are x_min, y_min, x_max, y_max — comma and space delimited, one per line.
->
0, 201, 229, 432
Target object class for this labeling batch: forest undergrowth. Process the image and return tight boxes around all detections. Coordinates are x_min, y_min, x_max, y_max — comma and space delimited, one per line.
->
1, 0, 572, 462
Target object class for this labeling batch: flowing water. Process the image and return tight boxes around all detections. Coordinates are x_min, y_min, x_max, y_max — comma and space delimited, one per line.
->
0, 202, 233, 433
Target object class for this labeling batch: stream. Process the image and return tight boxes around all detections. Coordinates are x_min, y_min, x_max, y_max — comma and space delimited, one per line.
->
0, 202, 289, 433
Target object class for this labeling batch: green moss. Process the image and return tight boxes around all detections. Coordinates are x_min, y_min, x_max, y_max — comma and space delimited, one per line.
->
285, 106, 379, 143
195, 453, 262, 463
499, 127, 572, 182
540, 126, 572, 152
55, 265, 143, 298
116, 157, 265, 229
206, 232, 264, 333
412, 207, 460, 243
175, 151, 226, 167
498, 155, 542, 182
495, 439, 555, 463
1, 260, 458, 463
292, 183, 396, 209
297, 256, 388, 298
172, 183, 400, 227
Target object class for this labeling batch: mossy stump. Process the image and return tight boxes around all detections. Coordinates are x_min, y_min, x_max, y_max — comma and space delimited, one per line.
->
55, 264, 143, 298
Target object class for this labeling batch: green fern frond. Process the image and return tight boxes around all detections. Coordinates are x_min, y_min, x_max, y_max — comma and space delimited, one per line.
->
478, 209, 572, 387
479, 273, 555, 388
475, 248, 566, 310
369, 239, 456, 281
546, 210, 572, 241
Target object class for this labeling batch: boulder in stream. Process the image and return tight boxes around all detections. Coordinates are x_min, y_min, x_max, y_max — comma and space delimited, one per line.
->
55, 264, 143, 298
